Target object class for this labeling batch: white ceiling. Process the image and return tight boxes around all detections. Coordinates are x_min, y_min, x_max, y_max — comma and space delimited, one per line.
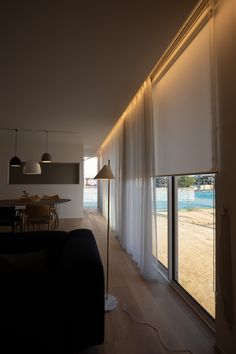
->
0, 0, 198, 154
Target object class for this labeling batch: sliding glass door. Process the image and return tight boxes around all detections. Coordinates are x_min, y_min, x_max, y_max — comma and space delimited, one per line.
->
152, 174, 216, 319
176, 174, 216, 318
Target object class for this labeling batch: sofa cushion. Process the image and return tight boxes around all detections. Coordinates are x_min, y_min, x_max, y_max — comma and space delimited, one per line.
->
57, 229, 105, 350
0, 250, 47, 277
0, 231, 67, 253
0, 231, 68, 271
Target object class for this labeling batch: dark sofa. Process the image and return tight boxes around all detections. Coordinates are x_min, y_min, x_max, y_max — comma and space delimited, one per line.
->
0, 228, 104, 353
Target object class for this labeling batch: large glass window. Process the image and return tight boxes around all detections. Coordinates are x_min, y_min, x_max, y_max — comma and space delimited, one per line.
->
153, 177, 169, 269
152, 173, 216, 319
176, 174, 215, 318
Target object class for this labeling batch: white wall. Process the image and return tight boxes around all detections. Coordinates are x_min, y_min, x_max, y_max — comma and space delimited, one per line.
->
0, 131, 84, 219
215, 0, 236, 353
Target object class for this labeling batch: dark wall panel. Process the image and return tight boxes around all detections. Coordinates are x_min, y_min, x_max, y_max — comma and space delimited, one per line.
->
9, 163, 80, 184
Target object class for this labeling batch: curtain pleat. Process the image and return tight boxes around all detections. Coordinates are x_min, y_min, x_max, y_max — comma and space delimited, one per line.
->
99, 79, 158, 279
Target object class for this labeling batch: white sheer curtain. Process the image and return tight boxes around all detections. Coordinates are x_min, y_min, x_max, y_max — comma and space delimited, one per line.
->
99, 117, 124, 235
99, 79, 157, 279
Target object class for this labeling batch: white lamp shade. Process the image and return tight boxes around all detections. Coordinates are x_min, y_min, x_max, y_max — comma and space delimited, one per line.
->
94, 164, 114, 180
23, 160, 42, 175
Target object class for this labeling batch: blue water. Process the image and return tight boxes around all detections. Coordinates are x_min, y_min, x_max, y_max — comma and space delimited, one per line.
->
155, 190, 215, 212
83, 188, 215, 211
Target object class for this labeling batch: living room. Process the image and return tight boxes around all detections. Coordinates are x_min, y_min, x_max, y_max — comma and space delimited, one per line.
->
0, 0, 236, 354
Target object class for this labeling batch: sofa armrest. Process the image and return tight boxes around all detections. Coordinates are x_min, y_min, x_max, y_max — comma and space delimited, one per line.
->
56, 229, 104, 351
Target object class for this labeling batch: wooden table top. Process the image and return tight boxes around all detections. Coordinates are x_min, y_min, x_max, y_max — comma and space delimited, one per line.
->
0, 198, 71, 206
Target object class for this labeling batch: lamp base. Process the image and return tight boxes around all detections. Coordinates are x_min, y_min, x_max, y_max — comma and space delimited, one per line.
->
105, 294, 118, 312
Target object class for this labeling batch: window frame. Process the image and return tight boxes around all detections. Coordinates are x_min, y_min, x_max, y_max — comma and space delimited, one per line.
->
153, 173, 216, 329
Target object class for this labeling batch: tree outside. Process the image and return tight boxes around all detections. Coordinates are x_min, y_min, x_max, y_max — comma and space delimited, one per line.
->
178, 176, 196, 188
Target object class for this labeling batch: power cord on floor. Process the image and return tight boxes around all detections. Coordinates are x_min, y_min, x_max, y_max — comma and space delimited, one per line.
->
121, 302, 194, 354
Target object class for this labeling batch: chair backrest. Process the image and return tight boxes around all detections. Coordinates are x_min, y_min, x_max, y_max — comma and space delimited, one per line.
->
0, 207, 16, 221
25, 205, 50, 219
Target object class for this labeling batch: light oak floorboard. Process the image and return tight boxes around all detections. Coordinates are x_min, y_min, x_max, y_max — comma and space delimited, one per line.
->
60, 210, 216, 354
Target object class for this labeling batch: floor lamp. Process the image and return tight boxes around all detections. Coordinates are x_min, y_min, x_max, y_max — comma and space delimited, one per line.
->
94, 160, 118, 311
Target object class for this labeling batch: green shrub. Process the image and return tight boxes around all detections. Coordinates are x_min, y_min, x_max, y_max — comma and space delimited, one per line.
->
178, 176, 196, 188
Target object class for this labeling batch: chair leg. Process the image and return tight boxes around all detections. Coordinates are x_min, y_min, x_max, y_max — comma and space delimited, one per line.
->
55, 212, 59, 229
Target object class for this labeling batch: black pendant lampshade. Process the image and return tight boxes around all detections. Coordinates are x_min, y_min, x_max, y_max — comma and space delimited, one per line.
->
41, 152, 52, 163
10, 129, 21, 167
10, 155, 21, 167
41, 130, 52, 163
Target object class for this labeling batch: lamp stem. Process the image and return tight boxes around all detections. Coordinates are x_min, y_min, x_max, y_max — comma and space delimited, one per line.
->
106, 177, 110, 299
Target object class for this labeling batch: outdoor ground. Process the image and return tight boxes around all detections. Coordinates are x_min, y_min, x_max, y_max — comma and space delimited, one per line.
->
153, 208, 215, 318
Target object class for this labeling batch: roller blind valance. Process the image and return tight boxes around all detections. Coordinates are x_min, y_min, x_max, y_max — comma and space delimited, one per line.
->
152, 21, 216, 176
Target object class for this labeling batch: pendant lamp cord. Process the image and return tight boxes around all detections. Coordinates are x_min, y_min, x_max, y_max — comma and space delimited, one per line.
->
46, 130, 48, 153
15, 129, 18, 156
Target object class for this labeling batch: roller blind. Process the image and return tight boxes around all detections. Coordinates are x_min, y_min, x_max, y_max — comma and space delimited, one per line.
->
152, 22, 215, 176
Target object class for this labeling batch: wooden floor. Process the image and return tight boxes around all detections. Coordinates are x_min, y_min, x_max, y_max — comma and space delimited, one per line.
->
60, 210, 216, 354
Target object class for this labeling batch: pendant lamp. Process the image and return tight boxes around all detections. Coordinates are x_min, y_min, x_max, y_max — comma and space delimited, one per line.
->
9, 129, 21, 167
23, 160, 41, 174
41, 130, 52, 163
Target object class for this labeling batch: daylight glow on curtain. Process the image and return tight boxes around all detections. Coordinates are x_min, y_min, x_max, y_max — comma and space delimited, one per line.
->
99, 80, 157, 279
99, 115, 124, 235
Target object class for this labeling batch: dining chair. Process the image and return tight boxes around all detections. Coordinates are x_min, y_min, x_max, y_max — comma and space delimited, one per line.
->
0, 207, 22, 232
42, 194, 60, 229
24, 205, 52, 231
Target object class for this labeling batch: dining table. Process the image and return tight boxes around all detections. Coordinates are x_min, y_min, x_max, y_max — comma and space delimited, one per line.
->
0, 197, 71, 231
0, 197, 71, 207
